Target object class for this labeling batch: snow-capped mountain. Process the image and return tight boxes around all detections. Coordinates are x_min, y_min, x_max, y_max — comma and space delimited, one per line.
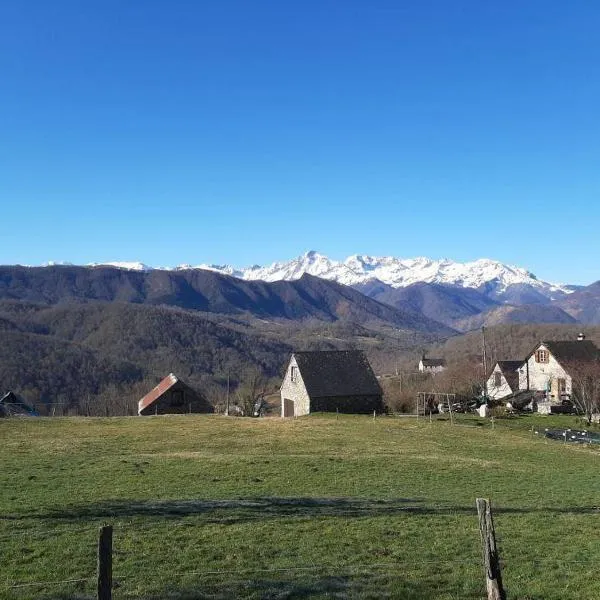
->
39, 251, 573, 300
197, 250, 571, 297
86, 261, 152, 271
44, 260, 152, 271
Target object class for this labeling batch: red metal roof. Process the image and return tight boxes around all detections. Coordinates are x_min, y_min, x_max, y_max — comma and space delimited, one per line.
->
138, 373, 179, 414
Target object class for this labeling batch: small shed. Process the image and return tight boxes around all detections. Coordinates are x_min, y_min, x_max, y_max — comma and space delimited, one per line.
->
138, 374, 213, 416
280, 350, 384, 417
0, 391, 38, 417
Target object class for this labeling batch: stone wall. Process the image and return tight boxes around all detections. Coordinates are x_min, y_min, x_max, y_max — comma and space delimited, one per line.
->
310, 394, 384, 414
519, 343, 572, 403
279, 356, 311, 417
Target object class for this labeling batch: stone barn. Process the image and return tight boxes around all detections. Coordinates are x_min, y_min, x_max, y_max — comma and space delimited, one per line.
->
138, 373, 213, 416
280, 350, 383, 417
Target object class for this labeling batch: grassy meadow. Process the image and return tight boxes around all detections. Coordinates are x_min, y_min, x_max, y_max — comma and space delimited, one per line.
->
1, 413, 599, 599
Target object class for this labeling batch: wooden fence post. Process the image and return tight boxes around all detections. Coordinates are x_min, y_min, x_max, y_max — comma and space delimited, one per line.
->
97, 525, 113, 600
476, 498, 506, 600
447, 394, 454, 425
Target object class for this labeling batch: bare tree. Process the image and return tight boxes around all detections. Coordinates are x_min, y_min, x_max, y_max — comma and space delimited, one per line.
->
433, 360, 482, 399
235, 369, 268, 416
566, 360, 600, 425
381, 372, 430, 413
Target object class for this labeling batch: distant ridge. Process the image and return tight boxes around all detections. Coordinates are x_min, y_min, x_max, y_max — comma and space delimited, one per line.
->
0, 265, 455, 335
31, 250, 573, 300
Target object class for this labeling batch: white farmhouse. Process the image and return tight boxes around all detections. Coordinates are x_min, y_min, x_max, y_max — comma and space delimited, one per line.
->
418, 355, 446, 374
280, 350, 383, 417
485, 335, 600, 413
515, 336, 599, 413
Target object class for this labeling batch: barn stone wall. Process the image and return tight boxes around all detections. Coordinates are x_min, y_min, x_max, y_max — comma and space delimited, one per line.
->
310, 395, 384, 414
280, 356, 311, 417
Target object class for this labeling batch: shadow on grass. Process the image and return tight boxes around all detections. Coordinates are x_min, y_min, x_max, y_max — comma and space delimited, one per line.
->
140, 571, 458, 600
5, 496, 600, 524
44, 573, 462, 600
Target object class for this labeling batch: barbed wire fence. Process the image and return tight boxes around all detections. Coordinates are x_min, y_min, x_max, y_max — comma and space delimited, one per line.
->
4, 498, 600, 599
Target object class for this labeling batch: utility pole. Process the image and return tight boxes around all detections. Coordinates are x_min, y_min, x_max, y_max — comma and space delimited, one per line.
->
482, 326, 488, 401
395, 328, 400, 376
225, 373, 230, 416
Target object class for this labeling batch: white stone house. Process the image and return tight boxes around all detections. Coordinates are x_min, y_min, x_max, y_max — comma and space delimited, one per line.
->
486, 361, 522, 401
418, 356, 446, 374
518, 341, 585, 403
509, 337, 599, 412
280, 350, 383, 417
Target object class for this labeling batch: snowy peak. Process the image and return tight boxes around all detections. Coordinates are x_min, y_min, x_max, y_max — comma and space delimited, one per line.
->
37, 252, 570, 299
213, 251, 567, 296
86, 261, 152, 271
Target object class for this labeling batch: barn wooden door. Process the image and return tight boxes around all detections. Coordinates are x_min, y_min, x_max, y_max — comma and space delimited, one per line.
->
283, 398, 294, 417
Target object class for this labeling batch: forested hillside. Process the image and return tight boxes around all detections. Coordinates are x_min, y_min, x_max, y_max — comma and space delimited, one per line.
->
0, 300, 292, 413
0, 297, 439, 414
0, 265, 453, 334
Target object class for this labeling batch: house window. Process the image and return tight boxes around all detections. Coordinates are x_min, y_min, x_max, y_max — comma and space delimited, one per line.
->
535, 350, 549, 363
558, 378, 566, 394
291, 366, 298, 382
494, 372, 502, 387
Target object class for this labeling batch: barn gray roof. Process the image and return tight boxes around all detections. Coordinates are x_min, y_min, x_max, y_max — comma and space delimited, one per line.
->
293, 350, 382, 399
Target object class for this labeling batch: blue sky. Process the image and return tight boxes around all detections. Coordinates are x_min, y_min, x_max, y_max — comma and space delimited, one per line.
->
1, 1, 599, 284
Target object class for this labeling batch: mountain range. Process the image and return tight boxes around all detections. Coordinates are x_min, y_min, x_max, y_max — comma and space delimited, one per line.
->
198, 251, 574, 299
32, 251, 598, 330
44, 251, 575, 300
1, 257, 599, 411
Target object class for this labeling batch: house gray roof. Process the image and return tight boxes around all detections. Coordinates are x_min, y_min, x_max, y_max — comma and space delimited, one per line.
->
293, 350, 382, 399
542, 340, 600, 363
496, 360, 523, 374
421, 358, 446, 367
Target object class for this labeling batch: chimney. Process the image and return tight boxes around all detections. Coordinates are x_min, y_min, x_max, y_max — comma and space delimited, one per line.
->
577, 332, 586, 341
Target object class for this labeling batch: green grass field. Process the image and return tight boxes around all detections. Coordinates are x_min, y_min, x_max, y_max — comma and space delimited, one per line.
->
1, 414, 599, 599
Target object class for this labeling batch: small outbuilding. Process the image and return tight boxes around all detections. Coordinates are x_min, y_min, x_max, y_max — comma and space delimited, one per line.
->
138, 374, 213, 416
418, 355, 446, 373
280, 350, 384, 417
0, 391, 38, 417
486, 360, 523, 400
